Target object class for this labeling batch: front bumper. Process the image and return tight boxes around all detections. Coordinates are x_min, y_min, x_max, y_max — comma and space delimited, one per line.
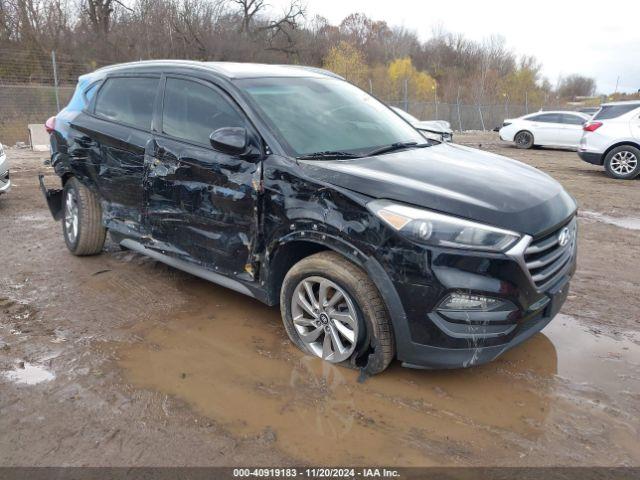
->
370, 217, 576, 369
578, 150, 603, 165
399, 276, 570, 369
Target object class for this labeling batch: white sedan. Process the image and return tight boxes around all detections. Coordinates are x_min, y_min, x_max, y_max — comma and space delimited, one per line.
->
499, 111, 590, 149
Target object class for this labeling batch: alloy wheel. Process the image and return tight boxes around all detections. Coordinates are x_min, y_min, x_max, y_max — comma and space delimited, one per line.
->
610, 150, 638, 175
64, 190, 79, 244
516, 132, 532, 147
291, 276, 359, 363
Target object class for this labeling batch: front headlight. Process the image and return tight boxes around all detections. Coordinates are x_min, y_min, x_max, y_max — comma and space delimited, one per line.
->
368, 199, 521, 252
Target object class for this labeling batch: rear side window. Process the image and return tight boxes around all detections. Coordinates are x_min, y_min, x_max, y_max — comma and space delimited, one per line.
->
84, 83, 99, 103
162, 77, 245, 146
594, 104, 640, 120
561, 114, 586, 125
94, 77, 159, 130
528, 113, 561, 123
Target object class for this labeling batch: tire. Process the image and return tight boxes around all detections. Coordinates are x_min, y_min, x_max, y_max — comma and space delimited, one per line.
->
514, 130, 534, 149
280, 251, 394, 375
604, 145, 640, 180
62, 177, 106, 255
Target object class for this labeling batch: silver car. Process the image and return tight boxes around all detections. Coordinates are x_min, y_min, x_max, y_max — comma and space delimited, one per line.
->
0, 144, 9, 195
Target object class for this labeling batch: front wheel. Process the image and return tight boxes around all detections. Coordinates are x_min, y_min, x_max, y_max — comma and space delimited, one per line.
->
604, 146, 640, 179
514, 130, 534, 149
62, 177, 106, 255
280, 251, 394, 374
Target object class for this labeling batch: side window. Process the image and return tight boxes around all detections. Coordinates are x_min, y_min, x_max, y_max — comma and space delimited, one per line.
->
162, 77, 245, 146
530, 113, 561, 123
84, 82, 100, 103
561, 114, 586, 125
94, 77, 159, 130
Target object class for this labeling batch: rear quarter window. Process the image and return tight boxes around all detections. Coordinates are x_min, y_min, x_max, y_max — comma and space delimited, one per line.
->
594, 105, 640, 120
94, 77, 159, 130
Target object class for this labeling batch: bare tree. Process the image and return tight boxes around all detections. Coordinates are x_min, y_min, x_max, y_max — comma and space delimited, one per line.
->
83, 0, 132, 36
229, 0, 305, 56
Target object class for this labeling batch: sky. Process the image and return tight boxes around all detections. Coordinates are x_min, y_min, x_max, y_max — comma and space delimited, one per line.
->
266, 0, 640, 94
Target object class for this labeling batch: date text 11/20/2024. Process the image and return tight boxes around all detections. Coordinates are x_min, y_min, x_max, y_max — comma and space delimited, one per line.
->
232, 468, 401, 478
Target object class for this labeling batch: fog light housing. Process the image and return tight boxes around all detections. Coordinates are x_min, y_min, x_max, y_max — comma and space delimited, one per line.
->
437, 293, 513, 312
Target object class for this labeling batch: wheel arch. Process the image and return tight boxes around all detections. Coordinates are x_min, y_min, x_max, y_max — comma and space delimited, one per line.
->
515, 129, 535, 142
263, 232, 368, 306
603, 140, 640, 160
262, 232, 412, 362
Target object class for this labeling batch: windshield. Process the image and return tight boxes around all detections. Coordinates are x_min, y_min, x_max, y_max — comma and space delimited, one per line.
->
237, 77, 425, 157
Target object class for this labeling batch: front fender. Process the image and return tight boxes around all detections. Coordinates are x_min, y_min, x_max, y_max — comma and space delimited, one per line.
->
263, 230, 411, 361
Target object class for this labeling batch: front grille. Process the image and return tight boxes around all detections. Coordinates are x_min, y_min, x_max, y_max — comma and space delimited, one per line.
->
524, 217, 577, 290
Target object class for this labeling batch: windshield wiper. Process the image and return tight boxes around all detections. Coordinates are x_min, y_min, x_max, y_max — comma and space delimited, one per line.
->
297, 151, 362, 160
365, 141, 430, 157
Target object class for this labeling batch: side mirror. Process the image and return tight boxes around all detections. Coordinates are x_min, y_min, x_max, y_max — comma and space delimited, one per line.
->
209, 127, 247, 155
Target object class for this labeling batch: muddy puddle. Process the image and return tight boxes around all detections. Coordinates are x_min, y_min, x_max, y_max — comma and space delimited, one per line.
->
118, 281, 640, 466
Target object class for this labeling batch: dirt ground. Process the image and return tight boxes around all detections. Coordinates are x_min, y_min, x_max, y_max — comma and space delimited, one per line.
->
1, 132, 639, 467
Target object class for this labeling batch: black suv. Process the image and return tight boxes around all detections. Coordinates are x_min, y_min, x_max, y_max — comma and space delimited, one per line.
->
42, 61, 577, 374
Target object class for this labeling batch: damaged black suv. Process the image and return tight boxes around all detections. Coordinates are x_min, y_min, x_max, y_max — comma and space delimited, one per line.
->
42, 61, 577, 374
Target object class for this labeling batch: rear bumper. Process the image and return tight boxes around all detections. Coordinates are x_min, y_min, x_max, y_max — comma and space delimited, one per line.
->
38, 174, 64, 220
578, 150, 603, 165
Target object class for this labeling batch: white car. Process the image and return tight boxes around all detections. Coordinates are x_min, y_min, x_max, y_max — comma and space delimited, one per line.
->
578, 101, 640, 179
390, 107, 453, 142
499, 111, 590, 149
0, 143, 9, 195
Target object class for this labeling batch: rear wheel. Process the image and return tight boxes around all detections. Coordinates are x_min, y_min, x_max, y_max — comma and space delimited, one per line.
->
514, 130, 534, 149
280, 251, 394, 374
604, 146, 640, 180
62, 177, 106, 255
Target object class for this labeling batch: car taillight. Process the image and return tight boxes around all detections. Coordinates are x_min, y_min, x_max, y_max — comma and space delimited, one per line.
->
503, 122, 511, 127
45, 116, 56, 134
583, 121, 602, 132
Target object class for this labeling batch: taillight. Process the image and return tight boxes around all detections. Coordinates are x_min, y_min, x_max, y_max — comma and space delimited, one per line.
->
45, 116, 56, 134
583, 121, 602, 132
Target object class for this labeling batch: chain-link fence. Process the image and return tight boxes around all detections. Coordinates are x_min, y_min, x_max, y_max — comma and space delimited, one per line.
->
0, 50, 570, 144
0, 84, 567, 145
387, 100, 565, 132
0, 85, 74, 144
0, 49, 107, 144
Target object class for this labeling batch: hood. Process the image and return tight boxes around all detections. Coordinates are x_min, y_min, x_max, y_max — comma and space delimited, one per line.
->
300, 143, 576, 236
414, 120, 452, 134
